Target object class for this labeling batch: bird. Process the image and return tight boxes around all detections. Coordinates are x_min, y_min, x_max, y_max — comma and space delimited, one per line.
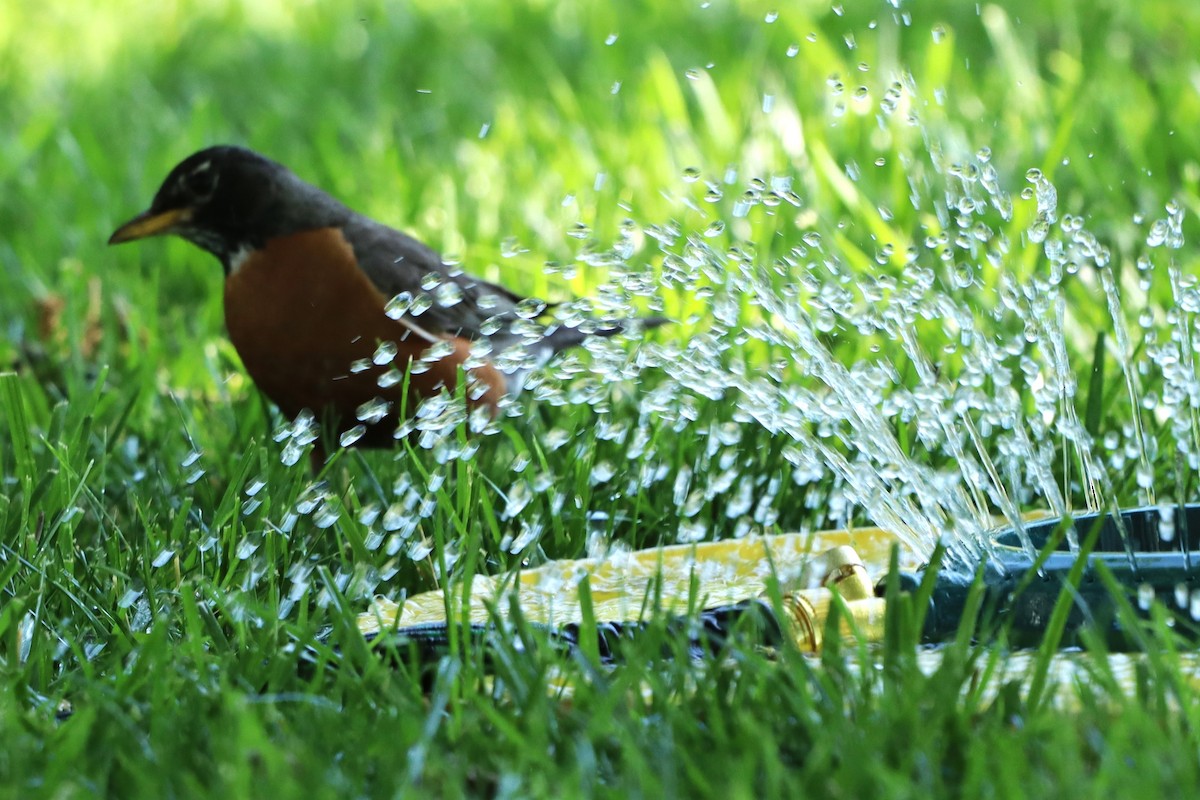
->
109, 145, 660, 458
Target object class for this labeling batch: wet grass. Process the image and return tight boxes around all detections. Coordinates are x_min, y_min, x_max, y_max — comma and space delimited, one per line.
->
5, 0, 1200, 796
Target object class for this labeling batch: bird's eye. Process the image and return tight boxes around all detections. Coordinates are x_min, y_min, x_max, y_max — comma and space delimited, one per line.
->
182, 164, 218, 200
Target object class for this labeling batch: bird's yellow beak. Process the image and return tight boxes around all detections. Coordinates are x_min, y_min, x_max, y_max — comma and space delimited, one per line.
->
108, 207, 193, 244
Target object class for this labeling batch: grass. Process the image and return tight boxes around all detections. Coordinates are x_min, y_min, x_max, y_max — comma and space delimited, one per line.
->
5, 0, 1200, 795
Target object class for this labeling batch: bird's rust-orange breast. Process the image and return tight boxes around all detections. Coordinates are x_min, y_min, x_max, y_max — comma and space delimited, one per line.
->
222, 227, 506, 442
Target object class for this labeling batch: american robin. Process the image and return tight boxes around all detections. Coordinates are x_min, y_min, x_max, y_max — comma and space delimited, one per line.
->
109, 145, 660, 457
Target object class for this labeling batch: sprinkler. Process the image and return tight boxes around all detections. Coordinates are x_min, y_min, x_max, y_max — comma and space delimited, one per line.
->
349, 505, 1200, 666
910, 503, 1200, 649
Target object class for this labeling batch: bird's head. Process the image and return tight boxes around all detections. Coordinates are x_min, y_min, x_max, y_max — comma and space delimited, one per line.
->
109, 145, 346, 271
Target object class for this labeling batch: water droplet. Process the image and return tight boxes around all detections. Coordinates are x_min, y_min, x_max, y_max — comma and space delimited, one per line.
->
479, 316, 504, 336
385, 292, 412, 319
590, 461, 616, 484
1159, 504, 1176, 542
408, 538, 434, 561
118, 585, 144, 610
677, 520, 707, 543
1137, 582, 1155, 611
673, 466, 692, 507
377, 368, 405, 389
544, 429, 570, 450
405, 293, 433, 317
516, 298, 548, 319
314, 502, 341, 529
503, 481, 533, 520
356, 397, 392, 424
340, 425, 366, 447
236, 536, 260, 560
1147, 220, 1169, 247
435, 282, 463, 308
1136, 467, 1154, 489
359, 504, 381, 526
373, 341, 398, 366
420, 339, 456, 364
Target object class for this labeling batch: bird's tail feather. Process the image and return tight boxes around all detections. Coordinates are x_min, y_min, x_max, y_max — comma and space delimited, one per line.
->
538, 315, 669, 356
499, 316, 669, 396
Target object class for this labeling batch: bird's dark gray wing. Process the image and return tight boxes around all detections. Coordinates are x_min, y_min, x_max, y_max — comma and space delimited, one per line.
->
341, 214, 525, 338
340, 214, 668, 394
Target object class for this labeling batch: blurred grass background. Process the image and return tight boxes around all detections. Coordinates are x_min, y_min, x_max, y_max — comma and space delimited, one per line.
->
5, 0, 1200, 796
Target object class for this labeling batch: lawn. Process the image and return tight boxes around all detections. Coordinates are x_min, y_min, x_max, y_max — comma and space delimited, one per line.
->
4, 0, 1200, 796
